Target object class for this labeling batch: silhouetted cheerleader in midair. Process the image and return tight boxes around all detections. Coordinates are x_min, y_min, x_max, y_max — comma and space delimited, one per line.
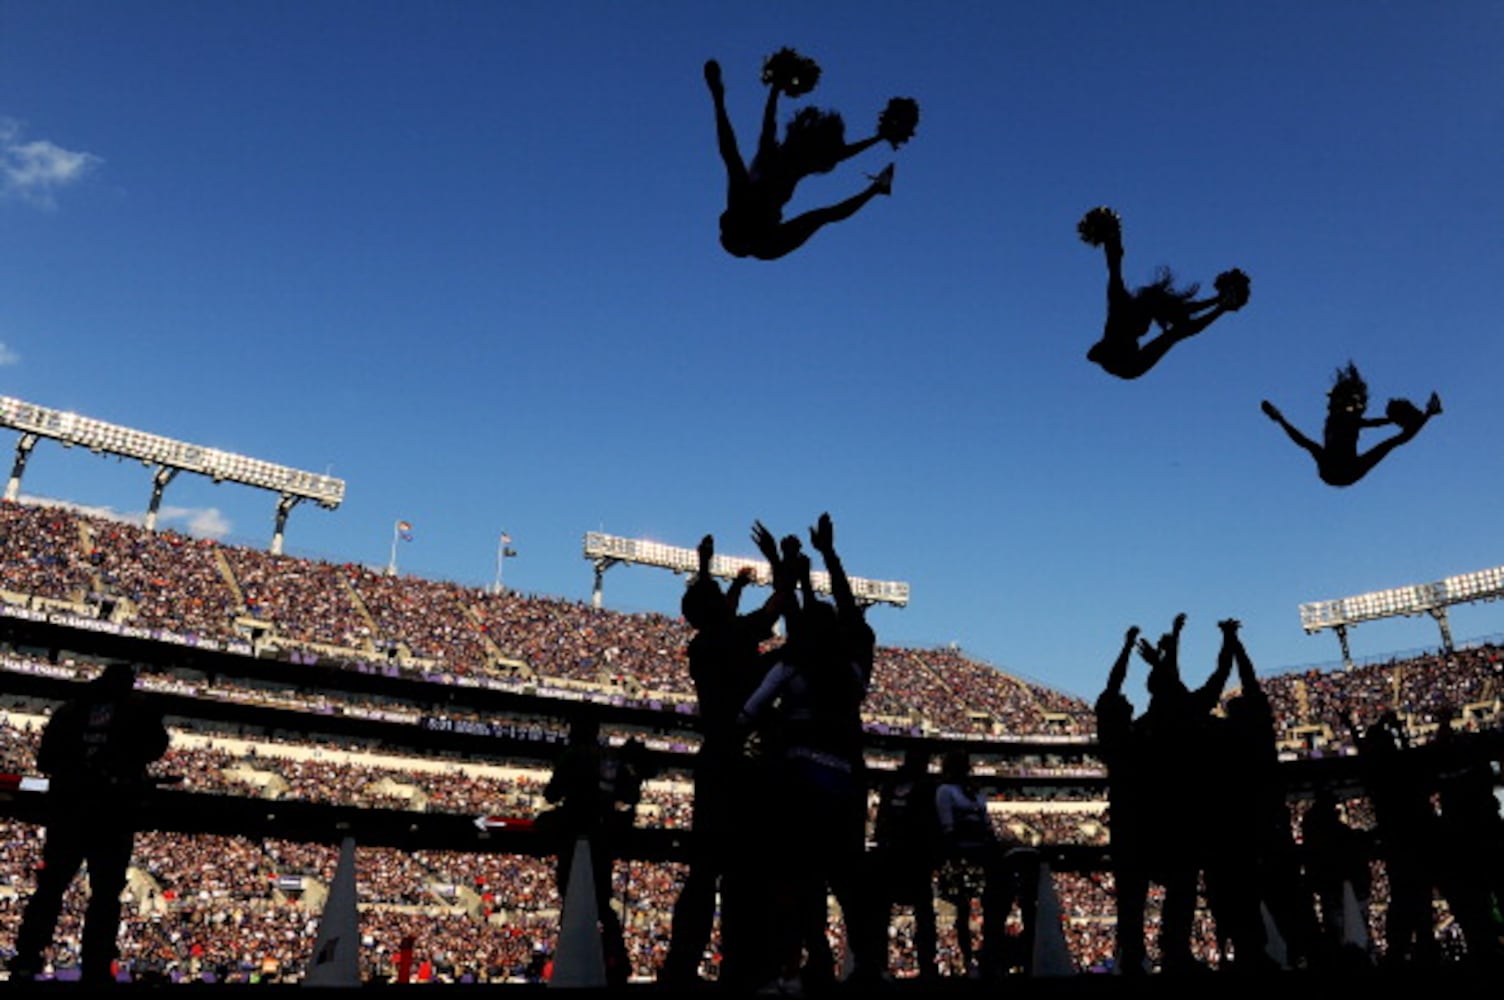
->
1078, 207, 1250, 378
705, 49, 918, 260
1261, 362, 1442, 487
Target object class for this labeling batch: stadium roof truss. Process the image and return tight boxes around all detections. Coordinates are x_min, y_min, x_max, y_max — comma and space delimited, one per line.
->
1298, 563, 1504, 665
582, 531, 910, 610
0, 394, 344, 554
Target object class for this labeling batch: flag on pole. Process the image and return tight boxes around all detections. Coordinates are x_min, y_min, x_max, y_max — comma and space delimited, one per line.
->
500, 532, 512, 544
397, 520, 414, 542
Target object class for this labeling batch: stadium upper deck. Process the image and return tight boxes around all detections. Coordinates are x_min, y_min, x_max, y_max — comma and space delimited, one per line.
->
0, 498, 1096, 741
1, 496, 1500, 757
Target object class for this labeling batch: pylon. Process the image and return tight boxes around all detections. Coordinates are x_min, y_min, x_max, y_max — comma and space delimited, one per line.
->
1032, 862, 1075, 976
303, 836, 360, 987
550, 836, 607, 988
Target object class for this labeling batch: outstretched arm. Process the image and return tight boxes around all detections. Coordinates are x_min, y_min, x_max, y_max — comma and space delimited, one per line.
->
778, 535, 806, 639
1105, 626, 1140, 696
1194, 618, 1238, 710
1222, 618, 1259, 693
726, 565, 753, 613
810, 512, 857, 616
796, 550, 816, 614
755, 73, 783, 164
1165, 612, 1186, 677
751, 520, 783, 583
1135, 614, 1184, 679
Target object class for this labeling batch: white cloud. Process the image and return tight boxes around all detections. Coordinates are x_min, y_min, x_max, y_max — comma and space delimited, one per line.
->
1, 118, 102, 208
178, 506, 232, 539
0, 343, 17, 366
21, 495, 126, 521
20, 495, 232, 540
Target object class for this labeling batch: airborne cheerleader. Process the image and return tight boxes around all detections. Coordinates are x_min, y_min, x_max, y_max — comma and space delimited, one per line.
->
1078, 206, 1250, 379
705, 49, 919, 260
1261, 362, 1442, 487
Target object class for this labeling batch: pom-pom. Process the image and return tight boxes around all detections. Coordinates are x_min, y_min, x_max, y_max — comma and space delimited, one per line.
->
761, 48, 821, 98
1077, 206, 1121, 247
1214, 268, 1251, 311
1385, 397, 1423, 431
877, 97, 919, 149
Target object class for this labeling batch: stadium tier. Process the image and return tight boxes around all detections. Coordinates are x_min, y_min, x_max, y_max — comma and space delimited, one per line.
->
0, 497, 1501, 983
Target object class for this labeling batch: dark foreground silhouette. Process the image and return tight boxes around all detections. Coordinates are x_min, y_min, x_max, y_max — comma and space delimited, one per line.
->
1261, 362, 1441, 486
10, 662, 169, 984
706, 49, 918, 260
1078, 207, 1250, 379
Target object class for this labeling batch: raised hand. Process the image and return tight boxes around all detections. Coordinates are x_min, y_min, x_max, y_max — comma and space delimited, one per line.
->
697, 534, 714, 573
809, 512, 835, 555
1136, 636, 1162, 667
1217, 618, 1241, 635
751, 521, 779, 565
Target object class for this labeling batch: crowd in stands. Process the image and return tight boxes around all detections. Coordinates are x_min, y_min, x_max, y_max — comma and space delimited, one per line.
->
0, 689, 1495, 981
1262, 643, 1501, 753
0, 499, 1103, 736
1, 497, 1502, 982
4, 498, 1501, 752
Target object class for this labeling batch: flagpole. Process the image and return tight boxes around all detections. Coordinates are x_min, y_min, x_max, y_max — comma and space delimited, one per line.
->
387, 520, 399, 577
493, 532, 514, 595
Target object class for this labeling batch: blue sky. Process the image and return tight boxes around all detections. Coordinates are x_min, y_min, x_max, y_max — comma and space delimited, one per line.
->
3, 2, 1502, 701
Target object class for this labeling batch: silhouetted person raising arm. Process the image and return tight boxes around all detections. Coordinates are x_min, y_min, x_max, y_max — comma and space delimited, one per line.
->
663, 528, 790, 987
1261, 362, 1441, 486
1078, 206, 1250, 379
737, 516, 878, 989
10, 662, 169, 984
1132, 613, 1225, 974
1207, 619, 1312, 972
705, 49, 918, 260
1097, 626, 1151, 974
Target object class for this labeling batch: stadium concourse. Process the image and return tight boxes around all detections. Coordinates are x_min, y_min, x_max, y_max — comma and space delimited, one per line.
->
0, 498, 1499, 988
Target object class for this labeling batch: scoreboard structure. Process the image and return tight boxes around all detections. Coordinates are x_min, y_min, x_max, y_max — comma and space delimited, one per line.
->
0, 395, 344, 554
1299, 563, 1504, 666
582, 531, 910, 610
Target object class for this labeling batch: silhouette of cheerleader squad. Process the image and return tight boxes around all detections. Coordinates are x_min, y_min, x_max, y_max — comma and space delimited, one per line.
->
704, 48, 1444, 486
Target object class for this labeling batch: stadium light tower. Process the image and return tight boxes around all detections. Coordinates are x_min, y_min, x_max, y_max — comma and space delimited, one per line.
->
1299, 561, 1504, 665
0, 395, 345, 551
581, 531, 911, 611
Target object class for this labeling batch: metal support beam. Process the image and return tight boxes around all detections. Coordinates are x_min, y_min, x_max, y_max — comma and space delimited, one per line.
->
1427, 606, 1455, 654
5, 433, 38, 503
591, 557, 620, 610
271, 493, 303, 556
144, 466, 180, 531
1334, 624, 1353, 670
